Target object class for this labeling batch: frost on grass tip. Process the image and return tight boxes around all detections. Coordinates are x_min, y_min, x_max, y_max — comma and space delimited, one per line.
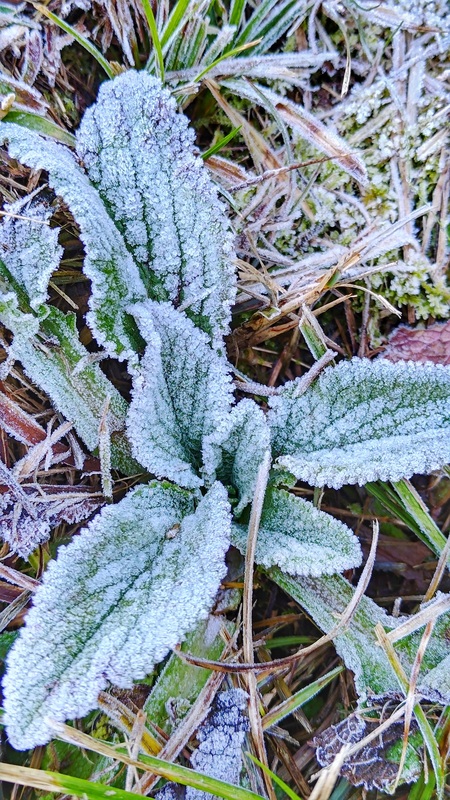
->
269, 357, 450, 488
76, 70, 236, 344
3, 482, 231, 750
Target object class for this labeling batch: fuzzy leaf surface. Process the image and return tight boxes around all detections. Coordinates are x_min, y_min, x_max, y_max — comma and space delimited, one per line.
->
0, 193, 62, 310
127, 301, 233, 488
76, 70, 235, 343
3, 481, 231, 750
272, 571, 450, 705
0, 122, 146, 361
0, 294, 129, 459
232, 488, 362, 576
203, 399, 271, 513
269, 358, 450, 488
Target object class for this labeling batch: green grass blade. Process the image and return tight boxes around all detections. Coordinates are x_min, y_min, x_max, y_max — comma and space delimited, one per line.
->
0, 111, 76, 146
392, 478, 448, 558
160, 0, 192, 47
142, 0, 165, 80
229, 0, 247, 28
233, 0, 280, 48
0, 763, 149, 800
261, 665, 344, 730
52, 722, 266, 800
202, 126, 242, 160
194, 39, 261, 82
376, 624, 446, 800
246, 753, 303, 800
31, 3, 114, 79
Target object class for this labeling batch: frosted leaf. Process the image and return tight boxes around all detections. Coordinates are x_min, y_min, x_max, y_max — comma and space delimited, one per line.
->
0, 498, 51, 558
0, 193, 62, 310
3, 481, 231, 750
157, 690, 249, 800
127, 301, 233, 489
0, 298, 128, 456
231, 488, 362, 577
188, 689, 249, 800
203, 399, 270, 514
76, 70, 235, 344
269, 358, 450, 489
0, 122, 146, 361
312, 714, 421, 793
272, 571, 450, 705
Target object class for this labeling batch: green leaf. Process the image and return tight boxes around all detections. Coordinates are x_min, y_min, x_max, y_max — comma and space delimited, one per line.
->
232, 487, 362, 576
0, 122, 146, 361
145, 615, 235, 733
76, 70, 235, 343
270, 570, 450, 705
203, 399, 271, 513
269, 358, 450, 489
0, 295, 129, 462
1, 110, 76, 146
0, 193, 62, 310
3, 481, 231, 750
127, 301, 233, 489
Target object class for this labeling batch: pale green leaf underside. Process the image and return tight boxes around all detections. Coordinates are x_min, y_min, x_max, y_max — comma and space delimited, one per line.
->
0, 194, 62, 310
3, 481, 231, 750
272, 571, 450, 705
76, 70, 235, 343
0, 122, 146, 361
127, 301, 233, 489
203, 399, 271, 513
232, 488, 362, 576
269, 358, 450, 488
0, 296, 128, 458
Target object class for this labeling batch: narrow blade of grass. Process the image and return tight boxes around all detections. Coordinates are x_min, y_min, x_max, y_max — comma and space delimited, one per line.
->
31, 3, 114, 79
375, 623, 446, 800
229, 0, 246, 28
262, 665, 344, 730
392, 478, 448, 558
194, 39, 262, 82
142, 0, 165, 80
51, 722, 266, 800
0, 111, 76, 146
160, 0, 191, 47
202, 126, 242, 160
247, 753, 304, 800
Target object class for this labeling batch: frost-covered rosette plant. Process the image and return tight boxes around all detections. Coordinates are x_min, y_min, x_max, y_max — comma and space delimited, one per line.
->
1, 70, 450, 791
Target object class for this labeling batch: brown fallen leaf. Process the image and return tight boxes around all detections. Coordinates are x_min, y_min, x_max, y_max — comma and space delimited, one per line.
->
382, 321, 450, 365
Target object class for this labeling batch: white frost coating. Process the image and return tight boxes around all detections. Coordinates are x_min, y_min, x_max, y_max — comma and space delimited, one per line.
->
274, 572, 450, 705
0, 123, 146, 361
127, 301, 233, 489
203, 399, 271, 514
0, 195, 62, 310
76, 70, 235, 344
188, 689, 249, 800
231, 488, 362, 576
3, 481, 231, 750
0, 299, 127, 452
269, 358, 450, 488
